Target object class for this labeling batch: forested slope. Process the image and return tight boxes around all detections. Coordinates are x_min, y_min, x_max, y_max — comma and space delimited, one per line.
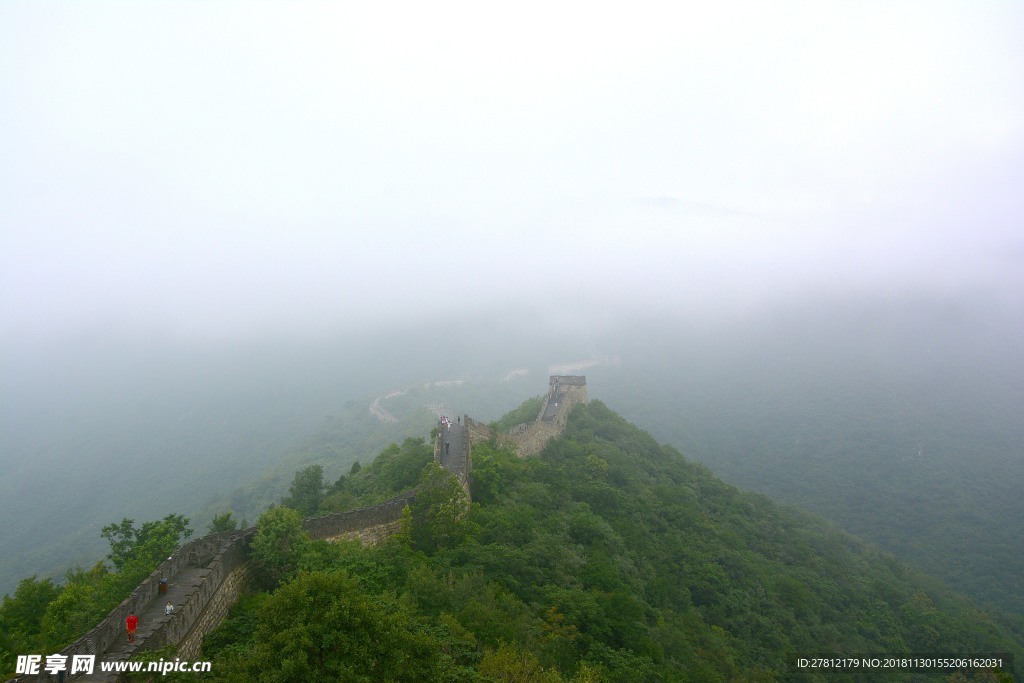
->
196, 401, 1019, 682
593, 300, 1024, 620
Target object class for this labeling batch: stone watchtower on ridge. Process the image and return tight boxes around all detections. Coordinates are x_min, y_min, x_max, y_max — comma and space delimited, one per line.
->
518, 375, 587, 456
540, 375, 587, 424
467, 375, 587, 457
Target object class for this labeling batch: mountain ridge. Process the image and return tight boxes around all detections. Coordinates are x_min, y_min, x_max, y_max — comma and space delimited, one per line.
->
195, 398, 1021, 681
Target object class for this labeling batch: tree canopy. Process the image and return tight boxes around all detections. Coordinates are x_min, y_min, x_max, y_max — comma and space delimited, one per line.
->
201, 401, 1021, 681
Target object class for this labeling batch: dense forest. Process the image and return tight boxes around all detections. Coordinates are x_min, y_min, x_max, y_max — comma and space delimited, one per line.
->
593, 299, 1024, 622
141, 401, 1019, 681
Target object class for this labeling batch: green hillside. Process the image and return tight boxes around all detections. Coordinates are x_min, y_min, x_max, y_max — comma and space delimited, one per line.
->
197, 400, 1020, 682
589, 301, 1024, 620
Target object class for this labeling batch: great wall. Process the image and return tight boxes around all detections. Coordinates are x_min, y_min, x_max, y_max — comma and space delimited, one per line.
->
12, 376, 587, 682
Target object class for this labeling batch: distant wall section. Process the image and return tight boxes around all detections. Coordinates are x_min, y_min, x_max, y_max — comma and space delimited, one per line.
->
470, 376, 587, 457
303, 490, 417, 545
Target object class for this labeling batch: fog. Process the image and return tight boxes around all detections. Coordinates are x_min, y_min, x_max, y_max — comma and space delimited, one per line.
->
3, 2, 1023, 342
1, 3, 1023, 599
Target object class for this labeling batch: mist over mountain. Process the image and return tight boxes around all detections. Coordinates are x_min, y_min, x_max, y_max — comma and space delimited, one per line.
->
2, 4, 1023, 676
2, 288, 1021, 621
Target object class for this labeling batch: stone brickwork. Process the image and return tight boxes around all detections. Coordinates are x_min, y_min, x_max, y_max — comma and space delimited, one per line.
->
435, 421, 471, 494
138, 531, 253, 656
175, 541, 254, 660
515, 375, 587, 456
465, 416, 519, 453
539, 376, 588, 425
510, 420, 561, 458
303, 490, 417, 543
328, 519, 406, 546
464, 415, 494, 443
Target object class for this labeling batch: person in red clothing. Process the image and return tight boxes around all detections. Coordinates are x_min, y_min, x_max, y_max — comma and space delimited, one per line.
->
126, 611, 139, 644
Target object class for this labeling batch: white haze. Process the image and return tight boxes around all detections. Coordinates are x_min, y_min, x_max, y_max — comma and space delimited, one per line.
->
2, 1, 1023, 344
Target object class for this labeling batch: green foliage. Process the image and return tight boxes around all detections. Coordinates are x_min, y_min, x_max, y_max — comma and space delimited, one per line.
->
0, 576, 59, 639
468, 441, 527, 505
249, 506, 311, 586
478, 642, 562, 682
207, 512, 239, 534
203, 593, 270, 660
410, 462, 472, 553
325, 437, 434, 513
368, 438, 436, 493
100, 514, 192, 572
0, 576, 60, 676
281, 464, 326, 517
490, 395, 544, 432
207, 570, 469, 682
601, 320, 1024, 620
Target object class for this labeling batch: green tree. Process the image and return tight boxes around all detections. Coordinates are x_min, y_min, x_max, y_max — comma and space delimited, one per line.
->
0, 576, 61, 675
207, 512, 239, 535
410, 462, 471, 553
39, 581, 97, 648
100, 514, 192, 572
223, 570, 452, 682
100, 518, 137, 571
478, 642, 563, 682
249, 506, 311, 586
0, 575, 59, 639
282, 464, 326, 516
371, 438, 434, 493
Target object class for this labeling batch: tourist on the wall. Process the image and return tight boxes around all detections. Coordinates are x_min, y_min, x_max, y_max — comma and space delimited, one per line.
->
126, 611, 138, 644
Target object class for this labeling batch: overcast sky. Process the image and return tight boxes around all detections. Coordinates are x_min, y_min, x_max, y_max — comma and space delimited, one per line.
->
2, 1, 1022, 343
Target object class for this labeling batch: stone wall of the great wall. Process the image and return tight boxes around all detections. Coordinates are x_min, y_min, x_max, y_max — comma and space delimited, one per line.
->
174, 533, 254, 660
11, 493, 427, 682
302, 490, 417, 544
470, 376, 587, 457
11, 379, 584, 681
12, 531, 250, 682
